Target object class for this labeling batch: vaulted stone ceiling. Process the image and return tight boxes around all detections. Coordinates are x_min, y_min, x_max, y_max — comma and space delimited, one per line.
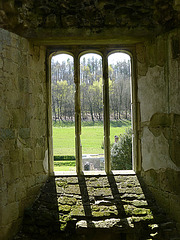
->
0, 0, 179, 44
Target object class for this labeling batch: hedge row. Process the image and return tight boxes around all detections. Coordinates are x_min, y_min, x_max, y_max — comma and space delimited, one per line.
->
54, 156, 75, 161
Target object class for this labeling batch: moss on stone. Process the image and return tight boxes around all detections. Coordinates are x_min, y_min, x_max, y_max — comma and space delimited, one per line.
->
63, 185, 81, 195
132, 200, 148, 207
58, 204, 72, 213
58, 196, 77, 205
124, 205, 135, 215
70, 206, 85, 217
132, 207, 152, 216
56, 181, 68, 188
94, 187, 112, 196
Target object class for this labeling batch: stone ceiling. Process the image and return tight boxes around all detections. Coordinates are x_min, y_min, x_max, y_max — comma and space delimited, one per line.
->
0, 0, 179, 45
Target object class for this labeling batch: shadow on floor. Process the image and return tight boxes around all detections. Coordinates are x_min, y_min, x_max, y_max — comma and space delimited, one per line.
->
14, 173, 180, 240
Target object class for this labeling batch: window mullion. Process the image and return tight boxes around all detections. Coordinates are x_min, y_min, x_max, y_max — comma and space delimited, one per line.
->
103, 53, 111, 174
74, 54, 82, 175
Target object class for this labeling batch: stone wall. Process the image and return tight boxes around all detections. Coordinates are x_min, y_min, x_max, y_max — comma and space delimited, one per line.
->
0, 28, 48, 240
136, 28, 180, 232
0, 0, 179, 44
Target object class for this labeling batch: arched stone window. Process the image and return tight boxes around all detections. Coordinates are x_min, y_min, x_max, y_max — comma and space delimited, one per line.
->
48, 47, 138, 175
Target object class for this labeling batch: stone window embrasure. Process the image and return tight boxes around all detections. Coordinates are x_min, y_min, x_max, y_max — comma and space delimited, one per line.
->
48, 46, 139, 175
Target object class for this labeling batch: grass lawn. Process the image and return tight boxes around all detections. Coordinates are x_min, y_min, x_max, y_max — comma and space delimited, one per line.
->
54, 165, 76, 171
53, 120, 131, 156
54, 160, 76, 171
53, 127, 76, 156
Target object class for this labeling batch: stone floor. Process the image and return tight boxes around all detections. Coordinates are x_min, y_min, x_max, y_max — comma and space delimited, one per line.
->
14, 173, 180, 240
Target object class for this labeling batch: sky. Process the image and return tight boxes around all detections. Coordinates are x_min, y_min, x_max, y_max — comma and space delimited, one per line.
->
52, 52, 130, 65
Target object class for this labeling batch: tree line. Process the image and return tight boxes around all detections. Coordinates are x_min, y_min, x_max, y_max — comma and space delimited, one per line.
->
51, 55, 131, 123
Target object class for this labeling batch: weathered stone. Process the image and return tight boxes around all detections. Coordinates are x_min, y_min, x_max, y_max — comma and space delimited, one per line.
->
0, 0, 178, 44
35, 147, 45, 160
45, 14, 57, 28
138, 66, 166, 122
2, 202, 19, 225
11, 109, 26, 128
132, 200, 148, 207
0, 9, 7, 22
58, 196, 77, 205
0, 1, 180, 239
19, 128, 30, 139
58, 204, 72, 213
62, 185, 81, 195
0, 29, 48, 240
94, 187, 112, 196
0, 128, 15, 140
76, 218, 132, 230
70, 205, 85, 217
0, 57, 3, 69
15, 180, 27, 201
3, 162, 19, 182
14, 175, 180, 239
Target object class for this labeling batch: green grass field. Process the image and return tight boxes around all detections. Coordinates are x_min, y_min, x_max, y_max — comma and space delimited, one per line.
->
53, 120, 131, 156
53, 120, 131, 171
54, 160, 76, 171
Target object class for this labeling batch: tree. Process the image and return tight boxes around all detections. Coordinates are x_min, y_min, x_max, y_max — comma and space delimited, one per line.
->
51, 54, 131, 122
109, 60, 131, 120
89, 78, 103, 121
51, 56, 74, 122
111, 128, 132, 170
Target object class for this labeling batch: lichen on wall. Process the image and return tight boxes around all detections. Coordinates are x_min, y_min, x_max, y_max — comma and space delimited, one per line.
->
142, 126, 179, 171
138, 66, 166, 122
137, 29, 180, 231
0, 28, 47, 240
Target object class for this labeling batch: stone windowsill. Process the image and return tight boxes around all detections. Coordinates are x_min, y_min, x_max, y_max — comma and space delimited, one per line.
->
54, 170, 136, 177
